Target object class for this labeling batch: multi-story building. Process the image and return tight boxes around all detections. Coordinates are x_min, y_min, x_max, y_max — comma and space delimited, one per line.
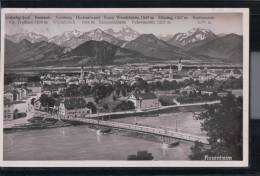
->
58, 97, 92, 118
27, 83, 42, 94
4, 98, 14, 121
128, 91, 160, 111
4, 91, 14, 102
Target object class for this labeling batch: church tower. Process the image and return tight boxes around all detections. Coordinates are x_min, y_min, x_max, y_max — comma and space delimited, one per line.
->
177, 58, 182, 71
79, 63, 85, 84
169, 64, 174, 79
80, 64, 84, 79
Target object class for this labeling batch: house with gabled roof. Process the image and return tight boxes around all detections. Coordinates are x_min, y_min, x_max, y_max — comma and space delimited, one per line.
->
42, 86, 59, 96
27, 83, 42, 94
180, 85, 198, 95
128, 90, 160, 111
4, 97, 14, 121
58, 97, 92, 118
4, 91, 14, 102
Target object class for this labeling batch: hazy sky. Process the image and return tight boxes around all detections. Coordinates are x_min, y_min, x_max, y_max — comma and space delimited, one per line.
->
4, 13, 243, 38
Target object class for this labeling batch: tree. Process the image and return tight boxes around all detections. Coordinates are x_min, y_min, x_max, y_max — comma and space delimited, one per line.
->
39, 94, 56, 109
93, 83, 114, 102
113, 101, 135, 112
190, 93, 243, 160
182, 91, 187, 96
39, 94, 49, 107
189, 141, 204, 160
162, 79, 171, 90
86, 102, 97, 114
155, 81, 162, 90
13, 109, 19, 119
52, 92, 59, 98
79, 84, 92, 96
47, 96, 56, 107
127, 150, 154, 160
4, 73, 15, 85
65, 85, 80, 97
31, 98, 36, 105
121, 88, 127, 97
28, 75, 41, 83
135, 78, 149, 92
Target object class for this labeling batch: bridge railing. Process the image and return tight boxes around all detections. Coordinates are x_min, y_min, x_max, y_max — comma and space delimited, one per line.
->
72, 117, 208, 144
36, 111, 209, 144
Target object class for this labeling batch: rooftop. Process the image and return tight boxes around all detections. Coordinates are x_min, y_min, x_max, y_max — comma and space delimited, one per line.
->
63, 97, 87, 110
132, 92, 158, 100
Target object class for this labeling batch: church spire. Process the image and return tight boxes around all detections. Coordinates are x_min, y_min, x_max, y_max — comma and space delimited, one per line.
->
169, 64, 173, 79
178, 58, 182, 71
80, 62, 84, 79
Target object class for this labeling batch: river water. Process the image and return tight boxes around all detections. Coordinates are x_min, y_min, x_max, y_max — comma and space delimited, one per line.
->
4, 110, 205, 161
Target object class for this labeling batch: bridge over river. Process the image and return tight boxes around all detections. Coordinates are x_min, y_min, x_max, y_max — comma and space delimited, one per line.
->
35, 101, 221, 145
48, 115, 209, 144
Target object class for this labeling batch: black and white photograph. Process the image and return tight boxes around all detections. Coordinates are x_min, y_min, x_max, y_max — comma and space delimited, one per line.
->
0, 8, 249, 167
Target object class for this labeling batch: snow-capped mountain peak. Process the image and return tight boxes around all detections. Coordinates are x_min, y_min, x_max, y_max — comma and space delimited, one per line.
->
48, 30, 83, 45
169, 28, 217, 46
157, 34, 174, 41
6, 32, 48, 43
63, 30, 83, 38
86, 28, 104, 38
104, 26, 140, 41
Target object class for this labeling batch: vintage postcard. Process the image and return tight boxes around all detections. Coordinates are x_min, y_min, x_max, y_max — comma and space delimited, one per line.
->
0, 8, 249, 167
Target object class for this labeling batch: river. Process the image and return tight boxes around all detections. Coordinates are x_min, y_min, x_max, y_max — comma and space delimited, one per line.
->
4, 110, 205, 161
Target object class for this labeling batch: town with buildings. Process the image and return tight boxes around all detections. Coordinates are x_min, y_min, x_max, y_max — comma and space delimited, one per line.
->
4, 59, 243, 124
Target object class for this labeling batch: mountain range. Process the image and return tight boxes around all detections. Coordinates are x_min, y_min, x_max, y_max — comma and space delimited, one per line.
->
5, 27, 243, 67
6, 32, 48, 43
187, 33, 243, 63
5, 39, 65, 67
59, 40, 150, 66
48, 28, 125, 49
124, 34, 188, 60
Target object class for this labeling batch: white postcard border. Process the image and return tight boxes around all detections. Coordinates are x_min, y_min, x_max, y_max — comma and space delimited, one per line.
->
0, 8, 249, 167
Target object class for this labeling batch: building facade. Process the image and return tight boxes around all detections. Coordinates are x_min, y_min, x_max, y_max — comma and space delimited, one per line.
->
58, 97, 92, 118
128, 92, 160, 111
4, 98, 14, 121
4, 91, 14, 102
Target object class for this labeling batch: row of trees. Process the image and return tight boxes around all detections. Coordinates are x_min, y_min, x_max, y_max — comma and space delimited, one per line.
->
60, 76, 242, 111
36, 93, 98, 114
62, 78, 191, 102
159, 97, 176, 106
177, 91, 219, 104
63, 76, 242, 99
64, 84, 114, 103
221, 76, 243, 90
